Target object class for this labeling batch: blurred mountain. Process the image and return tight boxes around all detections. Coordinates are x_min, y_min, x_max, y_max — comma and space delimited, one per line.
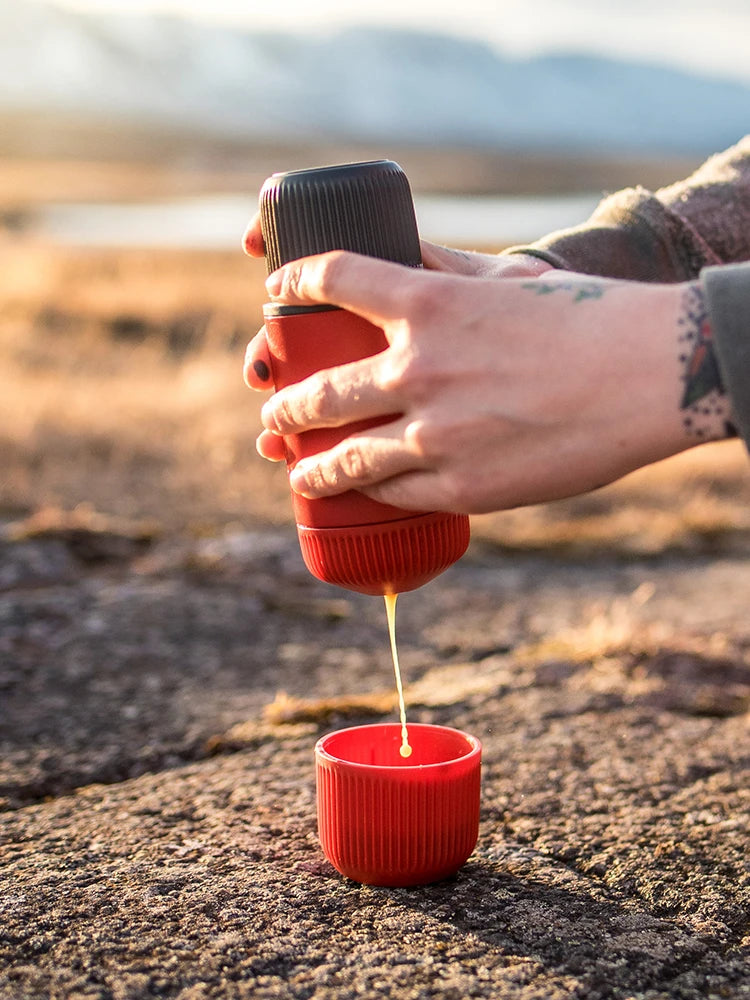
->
2, 0, 748, 156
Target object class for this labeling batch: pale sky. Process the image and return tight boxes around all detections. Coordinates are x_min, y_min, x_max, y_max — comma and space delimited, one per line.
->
42, 0, 750, 82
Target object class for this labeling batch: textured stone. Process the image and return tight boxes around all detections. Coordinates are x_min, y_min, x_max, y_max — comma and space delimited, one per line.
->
1, 526, 748, 999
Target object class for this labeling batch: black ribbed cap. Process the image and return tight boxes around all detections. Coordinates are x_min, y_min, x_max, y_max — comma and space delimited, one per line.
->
259, 160, 422, 274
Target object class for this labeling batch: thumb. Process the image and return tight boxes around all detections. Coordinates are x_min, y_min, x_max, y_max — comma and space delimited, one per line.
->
265, 250, 433, 330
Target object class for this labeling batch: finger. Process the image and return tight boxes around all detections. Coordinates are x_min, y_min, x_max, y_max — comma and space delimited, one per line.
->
256, 429, 286, 462
260, 353, 404, 436
288, 417, 426, 499
265, 250, 438, 328
360, 469, 451, 512
242, 211, 265, 258
420, 240, 480, 275
243, 328, 274, 390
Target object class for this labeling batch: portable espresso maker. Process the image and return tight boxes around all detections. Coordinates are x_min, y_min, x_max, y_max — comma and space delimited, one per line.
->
259, 159, 470, 596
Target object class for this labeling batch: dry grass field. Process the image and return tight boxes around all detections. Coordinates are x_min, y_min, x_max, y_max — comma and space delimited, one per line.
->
0, 239, 285, 531
1, 146, 749, 556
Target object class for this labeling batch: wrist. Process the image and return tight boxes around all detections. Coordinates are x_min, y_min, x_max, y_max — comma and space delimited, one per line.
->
617, 280, 737, 470
675, 280, 737, 446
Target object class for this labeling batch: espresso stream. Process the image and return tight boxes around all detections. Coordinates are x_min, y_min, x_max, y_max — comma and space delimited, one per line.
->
384, 593, 412, 758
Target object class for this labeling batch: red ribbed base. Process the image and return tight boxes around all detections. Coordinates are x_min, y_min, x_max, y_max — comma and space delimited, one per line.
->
297, 512, 470, 595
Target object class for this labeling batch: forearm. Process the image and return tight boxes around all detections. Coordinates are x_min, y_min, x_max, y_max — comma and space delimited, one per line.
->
504, 135, 750, 282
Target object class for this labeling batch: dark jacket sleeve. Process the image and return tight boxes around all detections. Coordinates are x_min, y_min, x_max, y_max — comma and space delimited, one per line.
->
702, 261, 750, 449
503, 135, 750, 282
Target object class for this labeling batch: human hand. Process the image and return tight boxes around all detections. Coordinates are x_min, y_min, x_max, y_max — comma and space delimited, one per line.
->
247, 251, 730, 514
242, 208, 554, 432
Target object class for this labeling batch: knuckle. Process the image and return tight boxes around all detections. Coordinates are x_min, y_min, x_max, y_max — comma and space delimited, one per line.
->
336, 441, 369, 482
283, 265, 305, 299
315, 251, 348, 302
442, 480, 468, 511
404, 417, 442, 459
403, 418, 428, 456
301, 462, 330, 492
271, 373, 339, 431
386, 350, 438, 407
307, 373, 339, 423
378, 341, 434, 401
377, 344, 411, 393
271, 392, 298, 432
400, 280, 438, 322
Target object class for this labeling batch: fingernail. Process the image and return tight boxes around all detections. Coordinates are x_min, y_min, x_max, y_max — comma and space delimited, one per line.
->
253, 359, 270, 382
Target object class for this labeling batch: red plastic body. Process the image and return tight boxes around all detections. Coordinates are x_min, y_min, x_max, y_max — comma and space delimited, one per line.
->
264, 306, 470, 595
315, 723, 482, 887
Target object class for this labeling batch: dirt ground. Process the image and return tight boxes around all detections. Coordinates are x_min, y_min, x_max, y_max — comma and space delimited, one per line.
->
1, 502, 749, 999
0, 160, 748, 997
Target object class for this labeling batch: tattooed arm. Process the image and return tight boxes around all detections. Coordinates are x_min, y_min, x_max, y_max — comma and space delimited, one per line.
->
677, 284, 736, 442
246, 251, 738, 513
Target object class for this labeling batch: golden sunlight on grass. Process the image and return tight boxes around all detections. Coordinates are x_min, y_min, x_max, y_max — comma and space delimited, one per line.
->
0, 241, 290, 529
473, 441, 750, 557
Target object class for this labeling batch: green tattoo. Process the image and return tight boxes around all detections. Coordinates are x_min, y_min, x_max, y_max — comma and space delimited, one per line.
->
521, 281, 605, 302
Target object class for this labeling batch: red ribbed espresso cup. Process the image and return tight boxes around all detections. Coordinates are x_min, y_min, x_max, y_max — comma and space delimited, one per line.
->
315, 723, 482, 887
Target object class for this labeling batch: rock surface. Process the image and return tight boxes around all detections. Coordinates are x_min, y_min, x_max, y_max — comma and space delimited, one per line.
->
1, 520, 748, 999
